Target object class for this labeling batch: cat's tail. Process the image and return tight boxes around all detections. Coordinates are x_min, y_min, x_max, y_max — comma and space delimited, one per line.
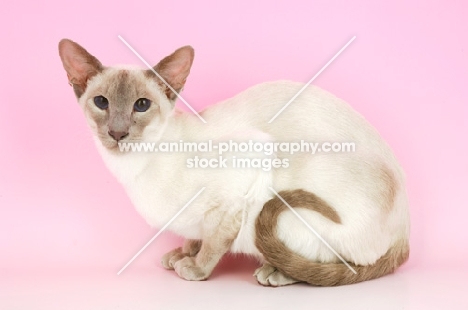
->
255, 189, 409, 286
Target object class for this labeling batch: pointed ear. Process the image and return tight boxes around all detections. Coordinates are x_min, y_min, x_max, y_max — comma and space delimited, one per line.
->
58, 39, 103, 98
151, 46, 194, 101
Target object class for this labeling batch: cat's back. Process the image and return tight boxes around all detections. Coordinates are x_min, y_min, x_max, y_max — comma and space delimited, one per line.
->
200, 80, 386, 148
198, 80, 405, 189
201, 80, 334, 124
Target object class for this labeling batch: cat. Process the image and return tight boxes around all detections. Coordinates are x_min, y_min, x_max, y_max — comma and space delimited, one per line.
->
58, 39, 410, 286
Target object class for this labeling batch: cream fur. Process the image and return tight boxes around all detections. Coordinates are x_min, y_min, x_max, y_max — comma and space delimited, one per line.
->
60, 40, 409, 283
90, 79, 410, 265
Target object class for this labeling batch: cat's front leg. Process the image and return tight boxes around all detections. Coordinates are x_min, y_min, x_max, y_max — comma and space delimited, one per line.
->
161, 239, 202, 270
173, 209, 242, 281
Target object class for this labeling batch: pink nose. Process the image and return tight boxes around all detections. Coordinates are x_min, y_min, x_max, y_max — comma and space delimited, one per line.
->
108, 131, 128, 141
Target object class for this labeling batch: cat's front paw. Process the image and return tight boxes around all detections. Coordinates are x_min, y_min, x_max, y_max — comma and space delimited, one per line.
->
254, 263, 299, 287
161, 247, 186, 270
174, 256, 209, 281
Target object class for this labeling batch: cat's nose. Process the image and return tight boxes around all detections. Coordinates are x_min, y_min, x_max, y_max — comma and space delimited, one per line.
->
108, 130, 129, 141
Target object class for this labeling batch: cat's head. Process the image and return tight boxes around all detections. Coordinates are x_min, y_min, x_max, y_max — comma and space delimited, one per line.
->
58, 39, 194, 150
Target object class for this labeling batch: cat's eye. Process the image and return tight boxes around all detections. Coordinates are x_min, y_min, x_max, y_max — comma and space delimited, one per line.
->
134, 98, 151, 112
94, 96, 109, 110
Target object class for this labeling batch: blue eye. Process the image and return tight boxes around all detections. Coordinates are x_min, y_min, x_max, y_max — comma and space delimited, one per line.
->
134, 98, 151, 112
94, 96, 109, 110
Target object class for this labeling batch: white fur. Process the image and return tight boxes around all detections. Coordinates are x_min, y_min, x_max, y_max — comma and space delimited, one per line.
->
84, 77, 410, 266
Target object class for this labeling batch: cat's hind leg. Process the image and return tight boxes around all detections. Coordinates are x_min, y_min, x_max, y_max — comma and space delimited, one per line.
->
254, 263, 300, 287
161, 239, 202, 270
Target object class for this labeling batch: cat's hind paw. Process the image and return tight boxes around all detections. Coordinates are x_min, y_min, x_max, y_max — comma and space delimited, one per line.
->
254, 263, 299, 287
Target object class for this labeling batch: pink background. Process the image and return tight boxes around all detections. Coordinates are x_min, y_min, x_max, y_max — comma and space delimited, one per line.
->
1, 0, 467, 308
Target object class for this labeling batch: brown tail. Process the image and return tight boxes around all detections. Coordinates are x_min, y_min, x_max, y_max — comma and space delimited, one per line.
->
255, 190, 409, 286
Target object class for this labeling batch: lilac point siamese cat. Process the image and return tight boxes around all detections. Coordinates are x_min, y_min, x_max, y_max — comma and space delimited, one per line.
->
58, 39, 409, 286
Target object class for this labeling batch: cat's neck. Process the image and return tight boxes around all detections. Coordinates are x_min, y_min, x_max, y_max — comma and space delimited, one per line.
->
163, 108, 206, 141
95, 108, 204, 184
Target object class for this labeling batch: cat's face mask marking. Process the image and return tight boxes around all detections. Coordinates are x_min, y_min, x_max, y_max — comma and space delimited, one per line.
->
58, 39, 194, 150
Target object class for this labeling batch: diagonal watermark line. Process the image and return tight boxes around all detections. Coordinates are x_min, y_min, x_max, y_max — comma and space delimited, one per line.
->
268, 36, 356, 123
117, 187, 206, 275
268, 187, 357, 274
118, 35, 207, 124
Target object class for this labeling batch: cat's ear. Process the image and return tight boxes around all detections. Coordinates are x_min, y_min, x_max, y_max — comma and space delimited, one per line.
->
151, 46, 194, 102
58, 39, 103, 98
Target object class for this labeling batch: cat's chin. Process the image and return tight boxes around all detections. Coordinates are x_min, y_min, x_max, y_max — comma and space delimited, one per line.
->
100, 140, 119, 151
